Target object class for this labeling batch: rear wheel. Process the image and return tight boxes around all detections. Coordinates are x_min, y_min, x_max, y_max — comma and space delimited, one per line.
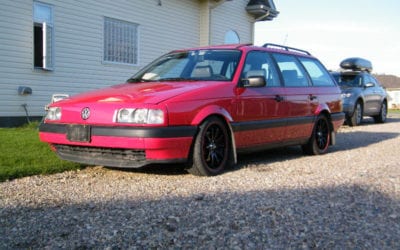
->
373, 101, 387, 123
186, 117, 232, 176
347, 101, 363, 126
302, 115, 331, 155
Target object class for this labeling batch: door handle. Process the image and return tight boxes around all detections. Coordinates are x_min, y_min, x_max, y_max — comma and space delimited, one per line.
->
309, 94, 317, 101
274, 95, 284, 102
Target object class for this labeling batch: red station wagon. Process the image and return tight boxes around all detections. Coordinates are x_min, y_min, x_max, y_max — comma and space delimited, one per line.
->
39, 44, 345, 176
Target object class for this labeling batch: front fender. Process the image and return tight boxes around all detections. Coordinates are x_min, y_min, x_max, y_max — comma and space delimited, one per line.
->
191, 105, 233, 126
190, 105, 237, 164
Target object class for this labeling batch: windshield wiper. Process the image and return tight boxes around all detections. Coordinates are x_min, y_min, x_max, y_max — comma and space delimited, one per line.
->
158, 77, 195, 82
127, 78, 154, 83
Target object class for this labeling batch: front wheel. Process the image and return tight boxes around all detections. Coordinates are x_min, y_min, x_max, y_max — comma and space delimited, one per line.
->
302, 115, 331, 155
373, 101, 387, 123
186, 117, 232, 176
347, 101, 363, 126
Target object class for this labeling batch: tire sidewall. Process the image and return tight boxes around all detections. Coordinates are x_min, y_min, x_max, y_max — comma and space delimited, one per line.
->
191, 117, 230, 176
312, 115, 331, 155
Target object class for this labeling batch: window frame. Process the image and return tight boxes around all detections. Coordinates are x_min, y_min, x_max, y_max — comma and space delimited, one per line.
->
33, 1, 54, 71
298, 57, 336, 87
103, 17, 140, 66
241, 51, 282, 87
272, 53, 310, 87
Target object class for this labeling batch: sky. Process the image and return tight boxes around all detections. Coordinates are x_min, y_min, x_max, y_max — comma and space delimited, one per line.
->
254, 0, 400, 76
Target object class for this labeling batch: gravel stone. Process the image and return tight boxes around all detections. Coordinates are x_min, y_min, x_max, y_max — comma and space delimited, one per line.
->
1, 115, 400, 249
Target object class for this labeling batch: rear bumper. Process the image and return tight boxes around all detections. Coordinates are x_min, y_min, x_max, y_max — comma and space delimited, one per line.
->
39, 123, 197, 168
330, 112, 346, 132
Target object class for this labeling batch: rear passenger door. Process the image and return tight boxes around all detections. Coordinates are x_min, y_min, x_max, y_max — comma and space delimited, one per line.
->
272, 53, 315, 140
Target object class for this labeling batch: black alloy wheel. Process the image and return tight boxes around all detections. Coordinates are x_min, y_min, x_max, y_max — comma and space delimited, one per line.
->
187, 117, 231, 176
302, 115, 331, 155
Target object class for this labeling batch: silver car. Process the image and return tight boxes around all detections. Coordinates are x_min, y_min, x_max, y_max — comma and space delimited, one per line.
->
332, 70, 388, 126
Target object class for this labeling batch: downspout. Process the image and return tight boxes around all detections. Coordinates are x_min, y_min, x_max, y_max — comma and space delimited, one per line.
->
255, 10, 270, 21
21, 104, 31, 124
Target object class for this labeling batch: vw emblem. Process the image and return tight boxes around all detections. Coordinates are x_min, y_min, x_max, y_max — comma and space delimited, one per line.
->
81, 107, 91, 120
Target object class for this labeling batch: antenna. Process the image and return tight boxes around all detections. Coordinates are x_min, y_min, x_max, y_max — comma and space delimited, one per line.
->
283, 34, 288, 45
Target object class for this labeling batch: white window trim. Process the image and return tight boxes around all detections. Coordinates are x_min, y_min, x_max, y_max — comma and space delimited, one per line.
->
33, 2, 54, 71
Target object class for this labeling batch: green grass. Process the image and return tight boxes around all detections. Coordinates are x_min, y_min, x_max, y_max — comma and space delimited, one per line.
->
0, 122, 83, 182
389, 109, 400, 114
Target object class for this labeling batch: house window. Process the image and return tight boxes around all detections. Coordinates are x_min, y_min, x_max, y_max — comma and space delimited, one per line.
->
104, 17, 139, 65
33, 2, 54, 70
224, 30, 240, 44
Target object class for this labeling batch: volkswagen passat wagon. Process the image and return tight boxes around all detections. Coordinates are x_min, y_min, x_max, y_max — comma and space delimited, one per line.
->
39, 43, 344, 176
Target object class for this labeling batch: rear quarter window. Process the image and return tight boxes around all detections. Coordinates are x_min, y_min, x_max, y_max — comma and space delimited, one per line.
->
299, 57, 336, 87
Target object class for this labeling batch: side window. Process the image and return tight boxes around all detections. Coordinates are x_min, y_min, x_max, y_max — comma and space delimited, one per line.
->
369, 76, 381, 86
242, 51, 281, 87
272, 53, 309, 87
299, 57, 336, 87
367, 75, 381, 87
33, 2, 54, 70
363, 75, 372, 86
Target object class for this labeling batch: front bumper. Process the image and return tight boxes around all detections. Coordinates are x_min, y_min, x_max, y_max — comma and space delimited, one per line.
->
342, 103, 354, 116
39, 123, 197, 168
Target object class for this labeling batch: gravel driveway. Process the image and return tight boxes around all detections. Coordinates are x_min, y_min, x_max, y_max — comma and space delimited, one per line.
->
1, 116, 400, 249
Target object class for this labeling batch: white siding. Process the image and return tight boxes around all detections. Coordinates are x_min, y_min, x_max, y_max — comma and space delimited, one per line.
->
210, 0, 254, 45
0, 0, 200, 117
387, 89, 400, 109
0, 0, 253, 120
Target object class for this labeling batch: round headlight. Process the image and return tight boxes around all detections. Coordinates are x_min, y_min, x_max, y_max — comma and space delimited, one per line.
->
118, 108, 131, 122
148, 109, 164, 124
132, 109, 148, 124
46, 107, 62, 120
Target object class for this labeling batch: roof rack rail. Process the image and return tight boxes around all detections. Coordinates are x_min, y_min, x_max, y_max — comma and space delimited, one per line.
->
236, 43, 253, 48
262, 43, 311, 55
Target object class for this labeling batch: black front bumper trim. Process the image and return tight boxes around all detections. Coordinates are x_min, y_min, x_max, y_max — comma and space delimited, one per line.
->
39, 123, 197, 138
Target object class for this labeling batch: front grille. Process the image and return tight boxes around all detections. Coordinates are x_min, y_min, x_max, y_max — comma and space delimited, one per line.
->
54, 145, 147, 168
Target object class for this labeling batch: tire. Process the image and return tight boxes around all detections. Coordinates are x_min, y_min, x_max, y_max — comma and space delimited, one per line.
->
347, 101, 363, 126
302, 115, 331, 155
373, 101, 387, 123
186, 117, 232, 176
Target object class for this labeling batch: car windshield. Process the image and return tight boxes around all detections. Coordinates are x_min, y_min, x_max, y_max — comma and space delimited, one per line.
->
333, 74, 363, 87
128, 49, 241, 82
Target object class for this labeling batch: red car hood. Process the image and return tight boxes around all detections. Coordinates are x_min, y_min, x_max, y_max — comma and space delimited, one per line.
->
60, 81, 212, 105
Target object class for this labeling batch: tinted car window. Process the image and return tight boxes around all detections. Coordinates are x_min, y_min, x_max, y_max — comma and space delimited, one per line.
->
366, 75, 382, 87
242, 51, 281, 87
299, 57, 336, 87
272, 53, 309, 87
334, 74, 363, 87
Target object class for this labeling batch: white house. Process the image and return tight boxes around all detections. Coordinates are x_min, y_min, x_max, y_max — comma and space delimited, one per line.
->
0, 0, 278, 127
387, 88, 400, 109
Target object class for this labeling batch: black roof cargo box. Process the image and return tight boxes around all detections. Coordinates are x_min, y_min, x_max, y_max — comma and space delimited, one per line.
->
340, 57, 372, 73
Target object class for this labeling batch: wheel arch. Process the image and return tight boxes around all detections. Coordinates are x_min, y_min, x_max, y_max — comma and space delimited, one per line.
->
314, 104, 335, 146
190, 105, 233, 126
190, 106, 237, 164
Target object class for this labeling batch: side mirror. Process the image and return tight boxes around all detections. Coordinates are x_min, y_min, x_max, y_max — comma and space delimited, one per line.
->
241, 76, 266, 88
365, 82, 374, 88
